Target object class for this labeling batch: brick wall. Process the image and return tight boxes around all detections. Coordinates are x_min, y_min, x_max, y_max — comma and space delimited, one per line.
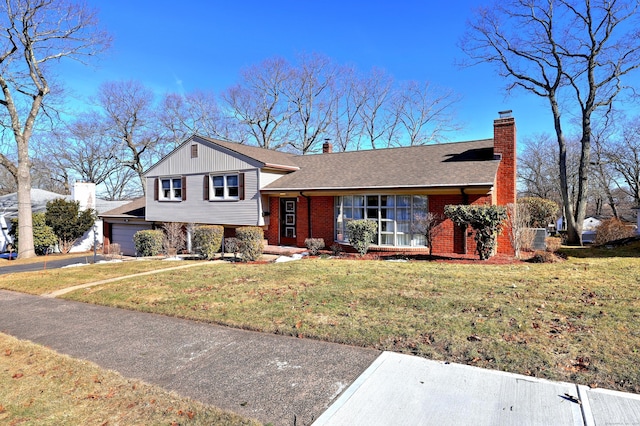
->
265, 196, 279, 244
308, 196, 335, 246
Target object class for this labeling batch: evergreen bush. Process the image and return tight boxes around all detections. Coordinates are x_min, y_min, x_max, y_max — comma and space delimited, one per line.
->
45, 198, 95, 253
192, 225, 224, 260
9, 213, 57, 255
133, 229, 164, 257
346, 220, 378, 256
236, 226, 264, 261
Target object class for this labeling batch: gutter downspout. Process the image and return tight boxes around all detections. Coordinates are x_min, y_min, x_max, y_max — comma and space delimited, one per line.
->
301, 192, 311, 239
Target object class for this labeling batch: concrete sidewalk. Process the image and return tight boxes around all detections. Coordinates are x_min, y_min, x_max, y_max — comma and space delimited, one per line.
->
1, 289, 639, 425
314, 351, 640, 425
0, 290, 378, 425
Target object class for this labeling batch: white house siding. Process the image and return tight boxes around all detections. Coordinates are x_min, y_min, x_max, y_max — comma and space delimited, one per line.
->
259, 170, 289, 189
145, 169, 262, 226
146, 138, 262, 176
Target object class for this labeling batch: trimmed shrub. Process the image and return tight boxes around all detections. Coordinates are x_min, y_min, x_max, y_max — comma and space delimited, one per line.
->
304, 238, 325, 255
236, 226, 264, 261
9, 213, 57, 255
545, 236, 562, 253
133, 229, 164, 257
594, 218, 634, 245
346, 219, 378, 256
192, 225, 224, 260
527, 250, 560, 263
330, 243, 344, 256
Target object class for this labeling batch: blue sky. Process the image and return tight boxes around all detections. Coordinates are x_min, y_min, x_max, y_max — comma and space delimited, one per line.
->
61, 0, 567, 143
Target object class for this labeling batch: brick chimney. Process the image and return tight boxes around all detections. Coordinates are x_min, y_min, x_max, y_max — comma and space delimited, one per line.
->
322, 139, 333, 153
493, 111, 517, 256
493, 111, 516, 206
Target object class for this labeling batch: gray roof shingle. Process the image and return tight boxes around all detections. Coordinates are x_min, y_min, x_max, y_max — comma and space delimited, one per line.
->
197, 136, 299, 170
263, 139, 499, 191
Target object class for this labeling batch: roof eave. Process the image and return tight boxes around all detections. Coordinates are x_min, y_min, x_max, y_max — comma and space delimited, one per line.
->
261, 182, 495, 194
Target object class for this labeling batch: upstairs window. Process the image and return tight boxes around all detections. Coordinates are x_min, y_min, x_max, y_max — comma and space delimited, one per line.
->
205, 173, 244, 201
156, 177, 185, 201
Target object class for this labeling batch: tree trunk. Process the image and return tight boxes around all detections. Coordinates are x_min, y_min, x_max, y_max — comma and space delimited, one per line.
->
16, 135, 36, 259
550, 96, 581, 245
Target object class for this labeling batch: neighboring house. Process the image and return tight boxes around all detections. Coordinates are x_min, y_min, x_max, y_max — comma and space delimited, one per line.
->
130, 112, 517, 256
0, 183, 128, 253
582, 217, 602, 244
99, 197, 150, 256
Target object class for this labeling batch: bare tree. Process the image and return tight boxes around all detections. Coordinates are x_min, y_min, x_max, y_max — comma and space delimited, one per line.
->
159, 90, 239, 146
221, 57, 293, 150
97, 80, 164, 196
357, 68, 395, 149
285, 53, 338, 154
392, 80, 461, 146
462, 0, 640, 245
518, 133, 561, 201
506, 203, 535, 259
0, 0, 109, 258
330, 66, 365, 151
606, 116, 640, 207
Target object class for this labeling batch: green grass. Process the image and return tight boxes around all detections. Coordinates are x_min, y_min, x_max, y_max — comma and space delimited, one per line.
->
2, 243, 639, 395
0, 258, 203, 295
0, 333, 260, 425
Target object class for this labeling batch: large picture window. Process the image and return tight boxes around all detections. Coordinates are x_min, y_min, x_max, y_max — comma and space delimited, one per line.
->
335, 194, 428, 247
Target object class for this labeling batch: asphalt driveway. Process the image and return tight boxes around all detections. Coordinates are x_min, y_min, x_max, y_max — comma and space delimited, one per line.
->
0, 254, 105, 274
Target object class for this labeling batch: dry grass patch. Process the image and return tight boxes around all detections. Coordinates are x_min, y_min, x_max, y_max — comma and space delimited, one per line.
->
0, 333, 259, 425
0, 259, 202, 295
60, 249, 640, 394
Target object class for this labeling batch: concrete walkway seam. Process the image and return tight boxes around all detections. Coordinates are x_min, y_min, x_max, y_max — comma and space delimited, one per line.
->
577, 385, 595, 426
41, 261, 223, 298
312, 351, 387, 425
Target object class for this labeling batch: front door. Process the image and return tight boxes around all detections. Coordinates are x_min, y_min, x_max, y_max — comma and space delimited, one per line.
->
280, 198, 297, 246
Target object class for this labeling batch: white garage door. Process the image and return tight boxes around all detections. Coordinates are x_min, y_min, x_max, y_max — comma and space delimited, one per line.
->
111, 223, 153, 256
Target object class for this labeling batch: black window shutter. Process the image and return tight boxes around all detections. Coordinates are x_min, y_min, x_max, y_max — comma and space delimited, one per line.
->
203, 175, 209, 200
154, 178, 159, 201
239, 173, 245, 200
182, 176, 187, 201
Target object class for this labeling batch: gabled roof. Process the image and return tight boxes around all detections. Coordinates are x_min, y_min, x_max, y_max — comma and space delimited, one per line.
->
0, 189, 129, 219
263, 139, 499, 192
196, 136, 299, 171
100, 197, 146, 218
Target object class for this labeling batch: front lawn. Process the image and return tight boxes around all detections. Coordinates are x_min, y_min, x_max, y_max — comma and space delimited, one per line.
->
0, 333, 259, 425
0, 258, 202, 295
48, 243, 640, 394
1, 243, 639, 394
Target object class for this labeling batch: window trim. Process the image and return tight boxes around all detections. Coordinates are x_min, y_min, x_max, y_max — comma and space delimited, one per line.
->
206, 173, 244, 201
156, 176, 186, 202
335, 194, 428, 247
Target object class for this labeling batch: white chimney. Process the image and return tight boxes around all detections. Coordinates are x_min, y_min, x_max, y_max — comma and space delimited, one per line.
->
72, 182, 96, 211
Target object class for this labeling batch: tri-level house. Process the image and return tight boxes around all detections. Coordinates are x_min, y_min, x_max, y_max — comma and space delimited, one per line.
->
131, 112, 516, 256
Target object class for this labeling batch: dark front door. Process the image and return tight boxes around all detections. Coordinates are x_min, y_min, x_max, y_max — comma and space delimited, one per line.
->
280, 198, 297, 246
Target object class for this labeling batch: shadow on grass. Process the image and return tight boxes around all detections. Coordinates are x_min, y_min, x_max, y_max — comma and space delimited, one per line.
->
559, 238, 640, 259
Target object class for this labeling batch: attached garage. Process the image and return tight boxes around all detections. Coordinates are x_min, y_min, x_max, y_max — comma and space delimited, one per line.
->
111, 223, 152, 256
99, 198, 153, 257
